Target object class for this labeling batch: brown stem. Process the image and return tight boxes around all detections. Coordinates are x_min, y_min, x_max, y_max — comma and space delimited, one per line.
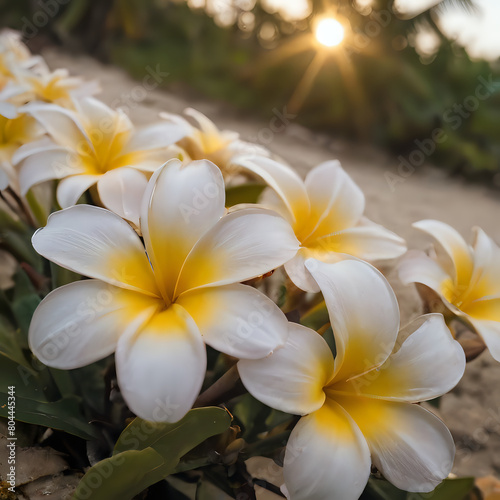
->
194, 365, 246, 408
5, 187, 37, 228
0, 191, 19, 217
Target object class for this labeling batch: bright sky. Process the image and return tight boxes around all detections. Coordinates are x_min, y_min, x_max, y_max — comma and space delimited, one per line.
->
396, 0, 500, 60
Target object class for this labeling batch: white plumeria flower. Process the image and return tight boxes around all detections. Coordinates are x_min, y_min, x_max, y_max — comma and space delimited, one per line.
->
161, 107, 268, 175
239, 259, 465, 500
6, 66, 100, 107
0, 104, 43, 191
399, 220, 500, 361
234, 156, 407, 292
29, 159, 299, 422
0, 30, 43, 89
13, 97, 190, 227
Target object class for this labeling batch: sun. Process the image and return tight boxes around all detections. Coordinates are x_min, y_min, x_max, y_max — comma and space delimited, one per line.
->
315, 17, 345, 47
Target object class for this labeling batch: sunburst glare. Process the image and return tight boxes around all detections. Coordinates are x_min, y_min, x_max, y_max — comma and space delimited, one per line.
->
315, 17, 345, 47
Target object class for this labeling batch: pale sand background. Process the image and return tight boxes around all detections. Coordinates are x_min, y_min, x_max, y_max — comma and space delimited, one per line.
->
43, 48, 500, 495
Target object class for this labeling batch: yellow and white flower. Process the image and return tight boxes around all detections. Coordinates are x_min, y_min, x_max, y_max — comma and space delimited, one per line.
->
399, 219, 500, 361
13, 97, 190, 227
238, 259, 465, 500
234, 156, 407, 292
5, 66, 100, 107
161, 108, 267, 175
0, 104, 43, 191
29, 159, 299, 422
0, 30, 43, 90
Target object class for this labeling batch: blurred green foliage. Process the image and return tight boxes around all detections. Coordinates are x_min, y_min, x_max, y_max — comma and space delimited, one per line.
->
1, 0, 500, 176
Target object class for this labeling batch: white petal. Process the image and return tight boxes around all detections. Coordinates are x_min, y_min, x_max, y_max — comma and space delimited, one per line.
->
176, 207, 299, 293
11, 136, 60, 164
18, 148, 82, 195
29, 280, 159, 369
32, 205, 159, 296
413, 220, 473, 287
140, 159, 226, 300
184, 107, 221, 138
23, 102, 90, 151
0, 101, 18, 119
75, 97, 131, 138
75, 98, 132, 158
232, 156, 310, 226
98, 167, 148, 227
470, 227, 500, 297
398, 249, 450, 294
124, 122, 190, 152
335, 314, 465, 402
337, 397, 455, 493
57, 174, 100, 208
238, 323, 334, 415
305, 259, 400, 382
159, 111, 193, 131
313, 221, 407, 261
285, 248, 321, 293
115, 304, 206, 422
301, 161, 365, 241
283, 400, 371, 500
177, 284, 288, 359
284, 247, 347, 293
257, 185, 293, 224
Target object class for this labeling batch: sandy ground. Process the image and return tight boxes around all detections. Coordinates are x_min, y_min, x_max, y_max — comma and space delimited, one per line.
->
41, 49, 500, 486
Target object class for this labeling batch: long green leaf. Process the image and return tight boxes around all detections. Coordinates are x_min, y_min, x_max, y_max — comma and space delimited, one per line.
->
73, 407, 231, 500
0, 394, 98, 440
114, 406, 231, 457
363, 477, 475, 500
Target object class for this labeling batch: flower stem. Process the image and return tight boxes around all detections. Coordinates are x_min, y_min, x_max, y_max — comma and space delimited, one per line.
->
194, 365, 245, 408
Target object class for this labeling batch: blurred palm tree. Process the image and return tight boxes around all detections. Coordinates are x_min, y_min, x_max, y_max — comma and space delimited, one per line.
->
2, 0, 498, 178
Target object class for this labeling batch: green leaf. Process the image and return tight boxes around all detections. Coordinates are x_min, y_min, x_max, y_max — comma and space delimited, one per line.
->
73, 447, 175, 500
11, 267, 41, 338
411, 477, 475, 499
362, 479, 406, 500
225, 183, 265, 207
73, 407, 231, 500
0, 353, 98, 439
0, 229, 40, 268
0, 352, 46, 400
50, 262, 81, 288
232, 393, 272, 441
0, 394, 98, 440
11, 294, 40, 338
114, 406, 231, 456
69, 360, 109, 415
0, 315, 28, 367
362, 477, 475, 500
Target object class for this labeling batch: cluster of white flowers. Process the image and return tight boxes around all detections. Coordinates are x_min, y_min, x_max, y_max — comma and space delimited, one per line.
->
2, 31, 499, 500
